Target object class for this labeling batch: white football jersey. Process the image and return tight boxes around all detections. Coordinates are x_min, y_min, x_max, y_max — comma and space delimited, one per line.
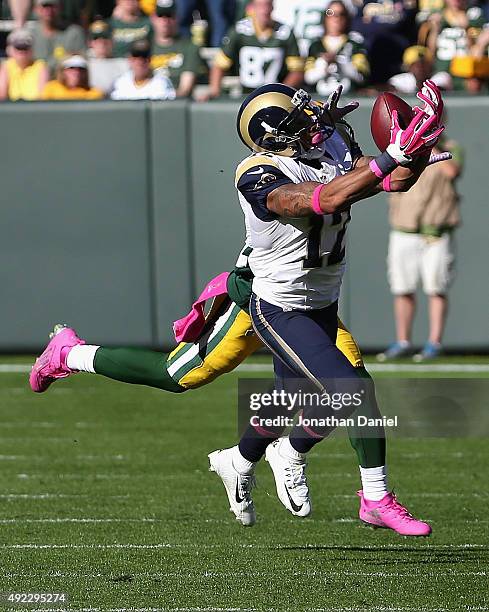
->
235, 127, 359, 310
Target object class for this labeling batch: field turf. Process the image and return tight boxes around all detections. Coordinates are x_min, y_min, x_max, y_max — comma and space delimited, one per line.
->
0, 356, 488, 611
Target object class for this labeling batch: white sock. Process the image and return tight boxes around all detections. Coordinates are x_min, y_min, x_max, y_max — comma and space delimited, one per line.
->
232, 446, 256, 475
359, 465, 388, 501
280, 437, 306, 460
66, 345, 100, 374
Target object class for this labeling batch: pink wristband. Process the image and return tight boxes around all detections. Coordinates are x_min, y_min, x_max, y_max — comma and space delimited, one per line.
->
369, 159, 385, 178
311, 184, 325, 215
382, 174, 392, 192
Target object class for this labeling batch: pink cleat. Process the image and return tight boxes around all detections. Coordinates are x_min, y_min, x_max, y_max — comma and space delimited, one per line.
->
29, 324, 85, 393
357, 490, 432, 537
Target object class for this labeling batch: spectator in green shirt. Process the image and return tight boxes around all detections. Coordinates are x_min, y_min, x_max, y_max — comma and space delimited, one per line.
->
110, 0, 153, 58
207, 0, 304, 98
31, 0, 86, 75
150, 0, 206, 97
305, 1, 370, 97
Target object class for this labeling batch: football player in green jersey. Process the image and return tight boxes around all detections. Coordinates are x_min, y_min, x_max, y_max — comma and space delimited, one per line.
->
305, 1, 370, 97
207, 0, 304, 98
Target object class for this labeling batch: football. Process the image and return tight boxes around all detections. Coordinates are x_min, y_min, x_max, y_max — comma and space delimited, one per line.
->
370, 92, 414, 151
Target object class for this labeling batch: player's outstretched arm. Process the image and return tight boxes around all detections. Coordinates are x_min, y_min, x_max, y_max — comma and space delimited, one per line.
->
268, 103, 445, 218
267, 163, 386, 217
353, 153, 430, 193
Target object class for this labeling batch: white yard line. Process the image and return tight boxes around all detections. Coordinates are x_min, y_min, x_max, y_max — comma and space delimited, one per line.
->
2, 570, 487, 579
2, 543, 486, 550
0, 518, 158, 524
0, 494, 130, 500
16, 473, 139, 480
8, 609, 259, 612
4, 607, 469, 612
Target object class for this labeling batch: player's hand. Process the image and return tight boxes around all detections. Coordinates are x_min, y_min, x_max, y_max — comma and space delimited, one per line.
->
414, 79, 444, 125
324, 84, 359, 122
386, 108, 445, 165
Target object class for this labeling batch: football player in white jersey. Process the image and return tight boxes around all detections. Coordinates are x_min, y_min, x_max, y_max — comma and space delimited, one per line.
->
209, 81, 446, 535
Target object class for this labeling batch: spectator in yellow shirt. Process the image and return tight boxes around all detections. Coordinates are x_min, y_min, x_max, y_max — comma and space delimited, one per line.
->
42, 55, 105, 100
0, 29, 49, 101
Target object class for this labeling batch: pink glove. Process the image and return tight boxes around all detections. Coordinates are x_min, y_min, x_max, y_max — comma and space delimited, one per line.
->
370, 108, 445, 178
415, 79, 444, 126
387, 108, 445, 163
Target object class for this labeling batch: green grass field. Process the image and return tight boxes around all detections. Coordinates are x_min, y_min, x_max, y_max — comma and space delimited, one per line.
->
0, 356, 488, 611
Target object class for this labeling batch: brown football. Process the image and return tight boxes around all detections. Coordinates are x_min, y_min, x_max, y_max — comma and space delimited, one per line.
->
370, 92, 414, 151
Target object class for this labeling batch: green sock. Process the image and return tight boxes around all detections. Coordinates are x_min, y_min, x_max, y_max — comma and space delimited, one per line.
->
94, 347, 185, 393
347, 367, 386, 468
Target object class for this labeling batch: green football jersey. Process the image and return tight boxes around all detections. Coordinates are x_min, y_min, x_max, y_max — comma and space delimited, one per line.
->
434, 6, 486, 74
215, 17, 303, 93
151, 37, 207, 90
110, 16, 152, 58
306, 32, 369, 95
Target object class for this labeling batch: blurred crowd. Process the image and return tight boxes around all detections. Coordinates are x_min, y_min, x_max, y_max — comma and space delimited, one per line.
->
0, 0, 488, 101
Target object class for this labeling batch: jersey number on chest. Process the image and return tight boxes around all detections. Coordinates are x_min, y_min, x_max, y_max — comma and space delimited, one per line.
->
303, 212, 350, 269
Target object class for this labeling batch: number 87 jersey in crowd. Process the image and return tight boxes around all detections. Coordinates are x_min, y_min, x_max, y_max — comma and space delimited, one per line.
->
235, 122, 360, 311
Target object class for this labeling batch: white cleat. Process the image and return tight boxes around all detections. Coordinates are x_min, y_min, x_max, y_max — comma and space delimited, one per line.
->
208, 448, 256, 527
265, 438, 311, 517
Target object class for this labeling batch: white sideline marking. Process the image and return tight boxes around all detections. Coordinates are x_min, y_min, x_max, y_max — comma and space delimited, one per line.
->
236, 363, 489, 373
0, 364, 31, 372
1, 362, 489, 375
368, 363, 489, 373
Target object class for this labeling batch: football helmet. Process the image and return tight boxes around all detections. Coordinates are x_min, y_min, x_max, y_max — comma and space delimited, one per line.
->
236, 83, 335, 159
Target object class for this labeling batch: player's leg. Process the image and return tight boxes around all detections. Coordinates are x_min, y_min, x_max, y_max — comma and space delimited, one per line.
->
166, 305, 261, 389
336, 319, 387, 470
30, 300, 261, 394
238, 295, 430, 534
208, 315, 376, 523
29, 323, 186, 394
214, 295, 362, 521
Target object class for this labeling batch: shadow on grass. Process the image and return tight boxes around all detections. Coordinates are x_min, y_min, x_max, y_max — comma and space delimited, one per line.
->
273, 544, 489, 565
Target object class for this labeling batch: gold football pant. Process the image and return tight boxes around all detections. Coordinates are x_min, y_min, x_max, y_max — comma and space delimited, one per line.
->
166, 299, 363, 389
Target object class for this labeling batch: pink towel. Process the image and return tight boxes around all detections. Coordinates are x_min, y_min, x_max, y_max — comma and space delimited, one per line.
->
173, 272, 230, 343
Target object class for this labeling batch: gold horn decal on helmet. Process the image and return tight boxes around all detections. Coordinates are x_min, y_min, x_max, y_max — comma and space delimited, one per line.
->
239, 92, 295, 155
